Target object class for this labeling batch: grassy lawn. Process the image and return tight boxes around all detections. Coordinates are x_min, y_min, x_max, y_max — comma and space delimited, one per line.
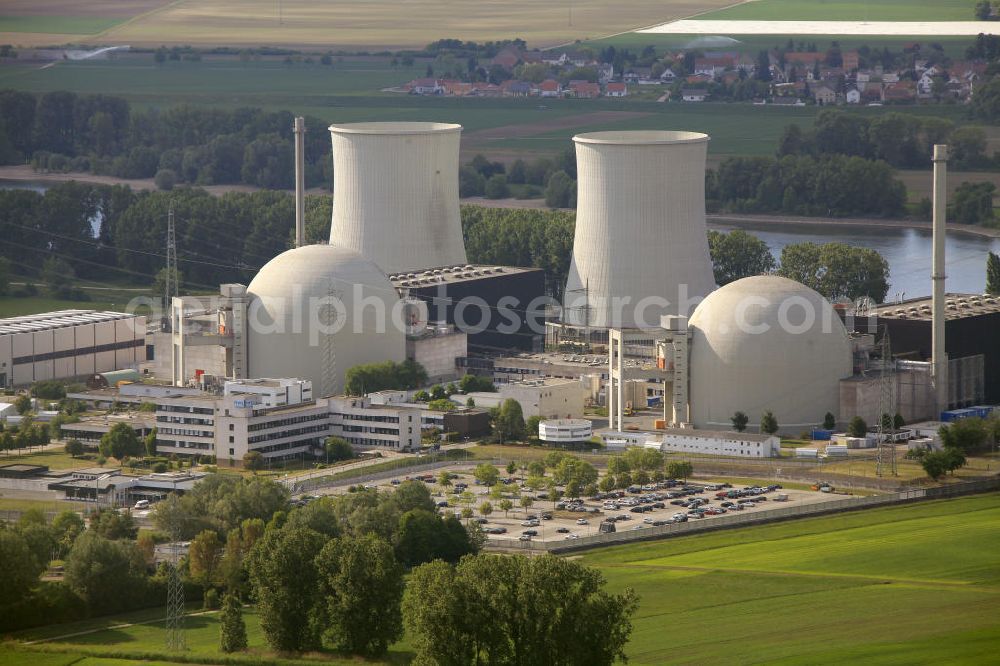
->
582, 492, 1000, 664
8, 606, 413, 665
0, 497, 87, 513
0, 448, 110, 471
700, 0, 980, 22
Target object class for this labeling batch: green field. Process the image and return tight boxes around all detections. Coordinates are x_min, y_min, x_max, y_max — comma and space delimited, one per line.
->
701, 0, 980, 22
582, 492, 1000, 664
0, 16, 125, 35
0, 57, 980, 162
4, 492, 998, 665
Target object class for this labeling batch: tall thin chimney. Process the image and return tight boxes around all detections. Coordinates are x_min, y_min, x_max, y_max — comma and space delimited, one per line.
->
932, 144, 948, 413
293, 116, 306, 248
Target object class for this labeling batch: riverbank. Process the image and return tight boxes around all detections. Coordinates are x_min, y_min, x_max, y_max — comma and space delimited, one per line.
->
5, 165, 1000, 240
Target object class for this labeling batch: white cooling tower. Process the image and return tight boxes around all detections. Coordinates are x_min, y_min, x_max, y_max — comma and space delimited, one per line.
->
563, 131, 716, 329
328, 122, 467, 274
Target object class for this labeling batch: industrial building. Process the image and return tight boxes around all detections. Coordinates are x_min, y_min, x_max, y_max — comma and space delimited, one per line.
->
538, 418, 593, 444
852, 294, 1000, 406
655, 428, 782, 458
456, 377, 587, 419
392, 264, 546, 351
0, 310, 146, 388
327, 396, 423, 452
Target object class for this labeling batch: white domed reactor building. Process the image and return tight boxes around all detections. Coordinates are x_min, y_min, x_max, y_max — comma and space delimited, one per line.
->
328, 122, 467, 274
246, 244, 405, 396
687, 275, 853, 433
563, 131, 716, 329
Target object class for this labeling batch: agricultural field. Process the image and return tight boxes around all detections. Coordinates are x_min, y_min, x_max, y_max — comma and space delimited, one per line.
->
0, 1, 170, 47
0, 56, 979, 162
4, 492, 998, 665
699, 0, 980, 22
5, 0, 737, 51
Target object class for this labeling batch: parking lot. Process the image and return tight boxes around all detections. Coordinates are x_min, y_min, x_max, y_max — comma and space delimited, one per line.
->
334, 467, 846, 544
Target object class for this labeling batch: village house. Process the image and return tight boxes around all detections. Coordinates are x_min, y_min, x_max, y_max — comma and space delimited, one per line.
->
681, 89, 707, 102
408, 78, 444, 95
597, 63, 614, 83
569, 80, 601, 98
538, 79, 562, 97
501, 80, 532, 97
883, 81, 916, 103
605, 82, 627, 97
812, 85, 837, 105
845, 86, 861, 104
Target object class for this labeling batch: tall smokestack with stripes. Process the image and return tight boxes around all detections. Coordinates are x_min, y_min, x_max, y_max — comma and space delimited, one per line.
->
932, 144, 949, 413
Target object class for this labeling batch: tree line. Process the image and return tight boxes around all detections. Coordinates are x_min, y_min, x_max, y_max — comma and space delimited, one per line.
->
777, 110, 991, 170
0, 89, 332, 189
0, 183, 892, 304
0, 472, 637, 664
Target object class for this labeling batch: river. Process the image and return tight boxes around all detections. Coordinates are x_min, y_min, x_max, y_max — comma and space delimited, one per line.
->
3, 179, 999, 299
711, 219, 1000, 299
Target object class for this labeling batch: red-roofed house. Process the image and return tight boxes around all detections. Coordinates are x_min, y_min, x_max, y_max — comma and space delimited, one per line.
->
569, 81, 601, 98
605, 82, 627, 97
538, 79, 562, 97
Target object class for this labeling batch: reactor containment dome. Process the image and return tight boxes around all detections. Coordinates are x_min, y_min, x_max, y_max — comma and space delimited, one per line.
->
328, 122, 467, 274
688, 275, 852, 433
246, 244, 405, 396
563, 131, 716, 329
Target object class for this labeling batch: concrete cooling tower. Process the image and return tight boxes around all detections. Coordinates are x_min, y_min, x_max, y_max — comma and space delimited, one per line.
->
563, 131, 716, 329
328, 122, 467, 274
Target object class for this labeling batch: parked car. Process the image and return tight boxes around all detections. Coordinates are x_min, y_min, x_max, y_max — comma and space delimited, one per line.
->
520, 519, 540, 527
133, 500, 150, 510
519, 535, 532, 542
576, 518, 589, 525
521, 529, 538, 536
556, 527, 570, 533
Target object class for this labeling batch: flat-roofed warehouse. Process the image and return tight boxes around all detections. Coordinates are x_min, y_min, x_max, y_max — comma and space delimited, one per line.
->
0, 310, 146, 388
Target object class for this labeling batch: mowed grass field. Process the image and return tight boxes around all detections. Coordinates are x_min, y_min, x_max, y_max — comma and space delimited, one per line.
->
85, 0, 737, 50
700, 0, 981, 22
4, 493, 999, 665
582, 492, 1000, 665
